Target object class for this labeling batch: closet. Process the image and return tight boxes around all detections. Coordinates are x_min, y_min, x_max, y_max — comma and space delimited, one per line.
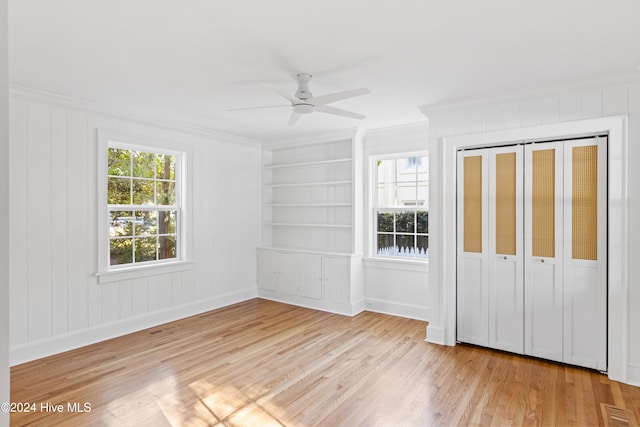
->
456, 136, 607, 371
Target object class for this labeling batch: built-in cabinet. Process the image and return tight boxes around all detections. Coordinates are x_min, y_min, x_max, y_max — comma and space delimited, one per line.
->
257, 248, 363, 315
457, 136, 607, 371
257, 133, 364, 316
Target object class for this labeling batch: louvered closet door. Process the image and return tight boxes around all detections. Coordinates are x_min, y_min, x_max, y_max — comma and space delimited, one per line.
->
561, 137, 607, 370
524, 143, 564, 363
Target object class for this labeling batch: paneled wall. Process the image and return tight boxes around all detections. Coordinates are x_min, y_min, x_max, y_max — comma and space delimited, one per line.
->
8, 89, 262, 365
423, 78, 640, 384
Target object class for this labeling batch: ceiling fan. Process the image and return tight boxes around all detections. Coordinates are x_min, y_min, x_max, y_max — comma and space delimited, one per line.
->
229, 73, 370, 126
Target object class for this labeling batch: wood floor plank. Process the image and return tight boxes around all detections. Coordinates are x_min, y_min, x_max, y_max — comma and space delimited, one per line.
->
10, 299, 640, 426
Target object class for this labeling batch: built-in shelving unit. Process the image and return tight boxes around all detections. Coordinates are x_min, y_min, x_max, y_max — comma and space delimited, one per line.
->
261, 133, 361, 254
257, 131, 364, 316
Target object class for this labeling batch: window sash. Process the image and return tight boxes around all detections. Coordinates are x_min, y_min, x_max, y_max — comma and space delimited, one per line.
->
105, 144, 183, 269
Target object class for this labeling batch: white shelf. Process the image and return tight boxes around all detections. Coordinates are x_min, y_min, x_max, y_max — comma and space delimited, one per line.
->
264, 158, 351, 169
266, 203, 352, 207
265, 223, 352, 229
265, 180, 352, 188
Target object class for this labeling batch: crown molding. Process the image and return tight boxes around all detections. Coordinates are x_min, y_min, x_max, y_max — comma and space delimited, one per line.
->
9, 85, 262, 147
419, 69, 640, 117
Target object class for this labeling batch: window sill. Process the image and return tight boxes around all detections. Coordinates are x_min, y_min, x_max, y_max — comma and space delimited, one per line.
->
363, 257, 428, 273
96, 261, 193, 284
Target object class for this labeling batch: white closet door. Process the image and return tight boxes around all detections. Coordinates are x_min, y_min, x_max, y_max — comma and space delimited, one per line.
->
562, 137, 607, 370
488, 146, 524, 354
524, 143, 564, 363
456, 151, 489, 347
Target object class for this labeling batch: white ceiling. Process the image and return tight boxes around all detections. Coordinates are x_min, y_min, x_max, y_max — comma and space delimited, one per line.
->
8, 1, 640, 142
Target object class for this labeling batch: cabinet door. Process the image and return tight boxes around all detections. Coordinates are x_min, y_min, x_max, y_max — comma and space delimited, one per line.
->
277, 252, 303, 296
257, 250, 276, 291
323, 256, 350, 304
301, 254, 322, 300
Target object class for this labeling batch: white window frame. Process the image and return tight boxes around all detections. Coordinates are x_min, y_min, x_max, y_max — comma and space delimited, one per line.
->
372, 151, 429, 263
97, 130, 192, 284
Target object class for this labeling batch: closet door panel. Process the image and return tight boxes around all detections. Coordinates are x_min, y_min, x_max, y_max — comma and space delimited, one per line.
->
562, 138, 607, 370
524, 144, 563, 362
488, 147, 523, 354
457, 152, 489, 347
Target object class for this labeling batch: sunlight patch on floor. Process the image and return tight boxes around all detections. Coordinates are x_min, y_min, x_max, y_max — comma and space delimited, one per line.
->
156, 379, 287, 426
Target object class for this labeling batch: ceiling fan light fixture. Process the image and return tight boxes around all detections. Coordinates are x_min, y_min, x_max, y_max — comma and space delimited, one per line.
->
292, 103, 315, 114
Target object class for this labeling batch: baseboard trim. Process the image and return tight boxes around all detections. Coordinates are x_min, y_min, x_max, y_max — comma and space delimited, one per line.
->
364, 298, 428, 321
425, 324, 446, 345
626, 364, 640, 387
10, 288, 257, 366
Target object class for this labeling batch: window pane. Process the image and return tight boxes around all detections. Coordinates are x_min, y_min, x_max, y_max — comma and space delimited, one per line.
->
417, 211, 428, 233
132, 179, 155, 205
110, 238, 133, 265
158, 210, 177, 234
156, 154, 175, 180
108, 178, 131, 204
377, 159, 393, 184
134, 237, 157, 262
396, 211, 414, 233
396, 159, 416, 184
396, 234, 414, 253
377, 234, 394, 256
135, 211, 157, 236
110, 211, 133, 237
377, 182, 395, 206
417, 235, 429, 258
377, 212, 394, 232
159, 235, 176, 260
156, 181, 175, 205
108, 148, 130, 176
132, 151, 155, 178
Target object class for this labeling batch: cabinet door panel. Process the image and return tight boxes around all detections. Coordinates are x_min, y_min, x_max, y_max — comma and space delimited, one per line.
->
257, 250, 276, 291
301, 254, 322, 300
323, 256, 349, 304
277, 252, 303, 296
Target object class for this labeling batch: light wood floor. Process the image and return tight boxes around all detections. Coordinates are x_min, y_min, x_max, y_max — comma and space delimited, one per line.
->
10, 299, 640, 426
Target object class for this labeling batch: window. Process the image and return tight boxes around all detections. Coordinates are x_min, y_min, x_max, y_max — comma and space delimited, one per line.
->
100, 136, 185, 271
374, 154, 428, 260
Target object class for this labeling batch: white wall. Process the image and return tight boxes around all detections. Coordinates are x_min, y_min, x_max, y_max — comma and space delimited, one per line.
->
8, 88, 263, 365
423, 76, 640, 384
362, 124, 429, 320
0, 0, 9, 425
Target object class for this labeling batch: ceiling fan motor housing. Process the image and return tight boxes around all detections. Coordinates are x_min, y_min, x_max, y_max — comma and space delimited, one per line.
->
295, 73, 313, 100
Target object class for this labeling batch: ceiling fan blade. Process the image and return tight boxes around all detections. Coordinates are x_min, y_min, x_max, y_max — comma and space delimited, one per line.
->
263, 84, 299, 103
315, 105, 366, 120
308, 88, 370, 106
227, 104, 289, 112
288, 112, 302, 126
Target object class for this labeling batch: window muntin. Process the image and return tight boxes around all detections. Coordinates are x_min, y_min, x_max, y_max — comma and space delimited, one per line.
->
374, 155, 428, 260
107, 146, 181, 268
